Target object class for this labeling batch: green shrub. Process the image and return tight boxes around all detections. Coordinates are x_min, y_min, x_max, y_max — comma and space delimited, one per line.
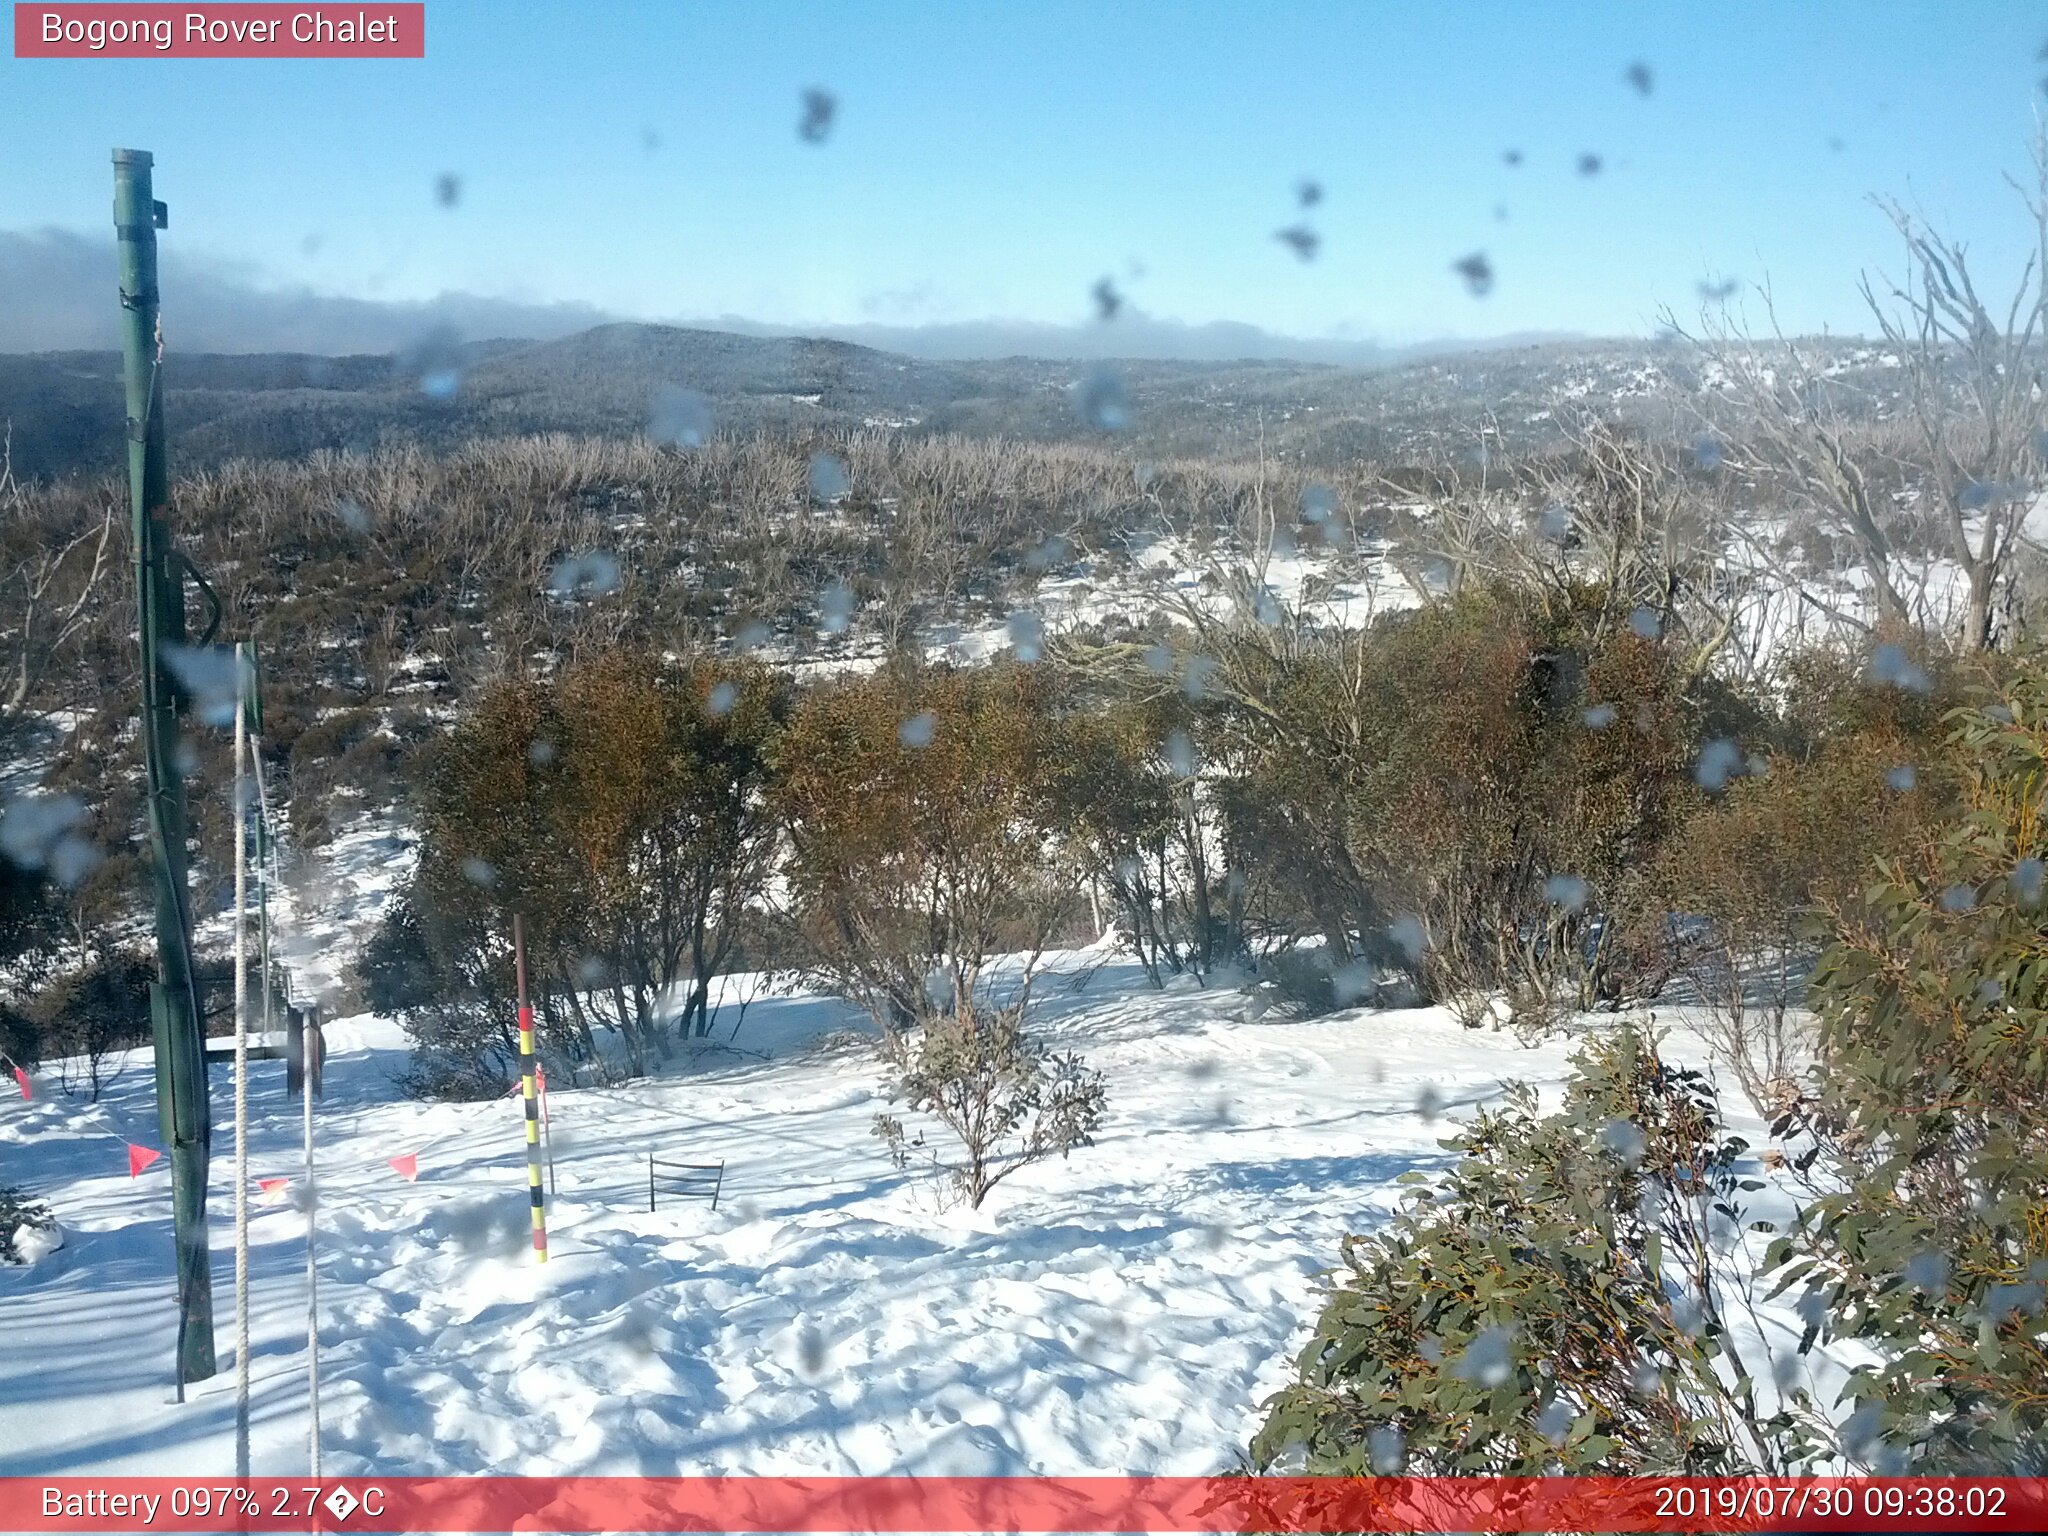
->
1642, 727, 1948, 1116
1782, 669, 2048, 1472
1212, 591, 1719, 1030
1253, 1024, 1816, 1475
32, 951, 153, 1101
872, 1002, 1107, 1209
373, 645, 783, 1090
774, 661, 1073, 1034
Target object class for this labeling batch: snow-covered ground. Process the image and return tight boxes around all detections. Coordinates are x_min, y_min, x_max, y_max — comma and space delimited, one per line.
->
0, 932, 1855, 1480
0, 947, 1579, 1478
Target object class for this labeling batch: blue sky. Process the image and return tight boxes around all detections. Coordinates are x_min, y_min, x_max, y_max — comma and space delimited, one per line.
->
4, 0, 2047, 346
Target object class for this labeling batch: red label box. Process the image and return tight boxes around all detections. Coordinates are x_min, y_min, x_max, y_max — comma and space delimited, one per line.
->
6, 1477, 2048, 1533
13, 4, 424, 57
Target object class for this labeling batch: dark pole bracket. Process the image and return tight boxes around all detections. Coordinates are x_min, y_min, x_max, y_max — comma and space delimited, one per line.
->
174, 550, 224, 645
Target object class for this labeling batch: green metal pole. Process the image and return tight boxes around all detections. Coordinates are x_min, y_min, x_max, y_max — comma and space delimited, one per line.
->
116, 147, 216, 1388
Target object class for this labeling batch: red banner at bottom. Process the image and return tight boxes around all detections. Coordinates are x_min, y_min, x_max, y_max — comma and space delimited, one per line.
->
7, 1476, 2048, 1533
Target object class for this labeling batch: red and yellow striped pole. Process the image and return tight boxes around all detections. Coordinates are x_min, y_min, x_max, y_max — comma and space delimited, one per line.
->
513, 914, 547, 1263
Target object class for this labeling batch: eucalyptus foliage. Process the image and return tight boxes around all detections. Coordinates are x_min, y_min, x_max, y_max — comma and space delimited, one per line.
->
1254, 1025, 1818, 1476
1788, 674, 2048, 1472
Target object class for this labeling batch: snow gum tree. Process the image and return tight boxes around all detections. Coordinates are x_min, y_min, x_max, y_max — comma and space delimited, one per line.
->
1777, 668, 2048, 1471
773, 661, 1106, 1207
1196, 590, 1715, 1030
371, 646, 783, 1092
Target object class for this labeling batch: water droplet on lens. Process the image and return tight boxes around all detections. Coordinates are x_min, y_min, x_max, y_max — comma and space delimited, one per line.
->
1454, 1327, 1513, 1386
808, 453, 849, 501
1903, 1251, 1949, 1292
795, 1321, 829, 1376
1007, 610, 1044, 662
0, 793, 88, 875
548, 551, 621, 598
1275, 223, 1320, 261
648, 385, 713, 448
819, 581, 856, 634
1600, 1119, 1647, 1166
1163, 729, 1196, 779
1452, 251, 1494, 297
49, 834, 101, 889
399, 327, 465, 401
2014, 857, 2045, 905
1695, 738, 1743, 791
1367, 1425, 1406, 1474
1024, 535, 1072, 571
1072, 367, 1130, 431
1544, 873, 1589, 911
798, 88, 837, 143
1870, 644, 1931, 693
160, 641, 249, 727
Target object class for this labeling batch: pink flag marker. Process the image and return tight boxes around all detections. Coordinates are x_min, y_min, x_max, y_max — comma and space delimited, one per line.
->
12, 1067, 29, 1100
128, 1144, 162, 1177
388, 1152, 418, 1181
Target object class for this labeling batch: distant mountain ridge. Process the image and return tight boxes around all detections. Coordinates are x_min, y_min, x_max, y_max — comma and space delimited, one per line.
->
0, 320, 1894, 484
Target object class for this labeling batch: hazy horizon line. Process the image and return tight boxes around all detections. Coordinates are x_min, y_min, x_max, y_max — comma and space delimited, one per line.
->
0, 225, 1614, 367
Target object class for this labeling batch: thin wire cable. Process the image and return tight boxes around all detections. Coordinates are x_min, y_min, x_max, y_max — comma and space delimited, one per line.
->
303, 1004, 320, 1477
232, 645, 251, 1479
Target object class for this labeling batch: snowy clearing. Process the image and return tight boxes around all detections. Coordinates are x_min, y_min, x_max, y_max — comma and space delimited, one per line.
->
0, 945, 1847, 1479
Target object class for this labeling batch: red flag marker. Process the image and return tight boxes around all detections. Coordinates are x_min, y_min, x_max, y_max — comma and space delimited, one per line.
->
388, 1152, 418, 1181
128, 1144, 162, 1177
258, 1176, 289, 1197
12, 1067, 29, 1100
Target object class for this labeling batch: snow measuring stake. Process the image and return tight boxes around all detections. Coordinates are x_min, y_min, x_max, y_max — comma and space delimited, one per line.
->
514, 915, 548, 1262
